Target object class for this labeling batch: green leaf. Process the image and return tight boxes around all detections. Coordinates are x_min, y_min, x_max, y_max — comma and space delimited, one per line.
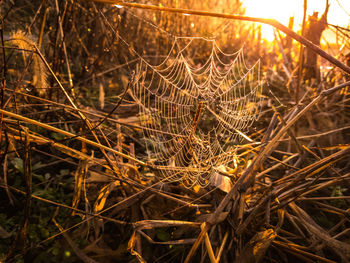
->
11, 158, 24, 174
50, 132, 66, 140
32, 161, 43, 171
156, 228, 170, 242
33, 173, 45, 182
59, 169, 70, 176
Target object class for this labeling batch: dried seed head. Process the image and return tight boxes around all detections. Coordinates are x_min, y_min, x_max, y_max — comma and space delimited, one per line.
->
11, 30, 48, 97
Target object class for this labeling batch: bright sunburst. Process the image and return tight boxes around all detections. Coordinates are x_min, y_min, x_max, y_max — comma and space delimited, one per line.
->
244, 0, 350, 41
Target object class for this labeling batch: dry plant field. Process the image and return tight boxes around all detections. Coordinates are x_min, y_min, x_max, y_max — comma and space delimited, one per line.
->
1, 0, 350, 262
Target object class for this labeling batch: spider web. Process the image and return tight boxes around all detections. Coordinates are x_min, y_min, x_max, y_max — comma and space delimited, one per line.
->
130, 37, 262, 187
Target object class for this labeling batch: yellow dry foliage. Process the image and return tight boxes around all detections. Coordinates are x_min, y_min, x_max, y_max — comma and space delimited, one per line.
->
11, 31, 48, 96
94, 180, 121, 213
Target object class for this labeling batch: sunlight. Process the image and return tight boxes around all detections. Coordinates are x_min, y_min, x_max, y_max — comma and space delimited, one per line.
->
244, 0, 350, 41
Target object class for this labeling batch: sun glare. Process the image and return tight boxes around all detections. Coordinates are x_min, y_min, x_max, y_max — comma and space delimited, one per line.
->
244, 0, 350, 41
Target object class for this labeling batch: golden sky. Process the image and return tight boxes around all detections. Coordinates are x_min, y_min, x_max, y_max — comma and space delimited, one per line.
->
244, 0, 350, 41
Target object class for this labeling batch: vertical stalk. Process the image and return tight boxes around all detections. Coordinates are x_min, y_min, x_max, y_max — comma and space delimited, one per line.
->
296, 0, 308, 104
55, 0, 74, 94
38, 5, 48, 49
180, 101, 204, 166
0, 16, 6, 147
